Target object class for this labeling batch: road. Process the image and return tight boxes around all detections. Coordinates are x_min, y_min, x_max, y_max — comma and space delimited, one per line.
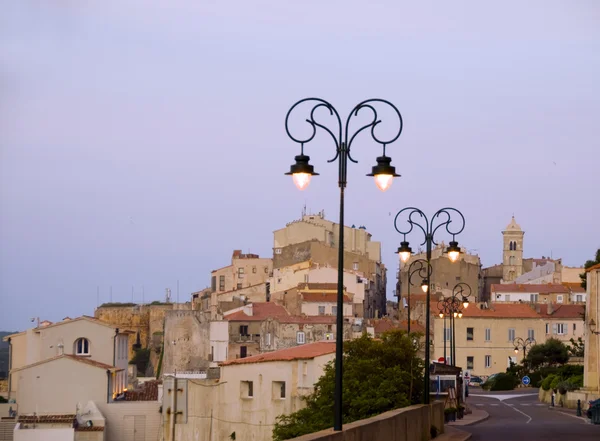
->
462, 388, 598, 441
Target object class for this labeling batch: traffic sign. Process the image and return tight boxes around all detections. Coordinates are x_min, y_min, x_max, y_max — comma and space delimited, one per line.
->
522, 375, 531, 386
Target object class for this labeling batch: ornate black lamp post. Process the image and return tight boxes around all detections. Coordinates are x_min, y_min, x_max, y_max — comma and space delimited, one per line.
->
513, 337, 536, 359
438, 283, 471, 366
285, 98, 403, 431
394, 208, 465, 404
406, 259, 432, 334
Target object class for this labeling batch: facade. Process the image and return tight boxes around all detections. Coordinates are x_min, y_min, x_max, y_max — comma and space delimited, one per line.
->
165, 342, 336, 441
211, 250, 272, 293
490, 283, 585, 305
298, 283, 353, 317
584, 263, 600, 393
502, 217, 525, 282
3, 317, 130, 399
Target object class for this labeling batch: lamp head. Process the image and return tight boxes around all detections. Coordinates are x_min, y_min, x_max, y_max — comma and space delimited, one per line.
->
366, 155, 400, 192
439, 312, 444, 318
462, 299, 469, 309
458, 312, 463, 318
514, 347, 519, 354
397, 241, 412, 263
421, 279, 429, 293
285, 154, 319, 190
446, 241, 461, 263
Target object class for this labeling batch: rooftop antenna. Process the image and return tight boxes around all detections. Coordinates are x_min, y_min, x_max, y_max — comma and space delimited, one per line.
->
302, 202, 306, 217
166, 288, 171, 303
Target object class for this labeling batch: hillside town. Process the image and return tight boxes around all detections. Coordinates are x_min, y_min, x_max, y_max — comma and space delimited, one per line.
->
0, 212, 598, 441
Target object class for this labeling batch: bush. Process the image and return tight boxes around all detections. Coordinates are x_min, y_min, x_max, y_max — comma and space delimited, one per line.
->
570, 375, 584, 388
557, 365, 583, 378
550, 375, 561, 391
490, 373, 519, 391
557, 380, 577, 395
541, 374, 556, 391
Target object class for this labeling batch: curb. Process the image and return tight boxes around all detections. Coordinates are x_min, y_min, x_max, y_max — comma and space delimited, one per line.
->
436, 426, 472, 441
447, 410, 490, 427
547, 406, 591, 424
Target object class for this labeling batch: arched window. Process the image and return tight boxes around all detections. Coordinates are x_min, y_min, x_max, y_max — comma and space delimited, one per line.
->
75, 338, 90, 356
513, 242, 517, 251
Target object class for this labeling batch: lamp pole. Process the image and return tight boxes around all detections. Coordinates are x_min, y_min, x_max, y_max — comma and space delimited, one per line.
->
513, 337, 536, 360
394, 208, 465, 404
406, 259, 432, 334
285, 98, 403, 431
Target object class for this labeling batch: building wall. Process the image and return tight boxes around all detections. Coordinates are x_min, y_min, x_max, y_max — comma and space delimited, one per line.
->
209, 321, 229, 365
96, 401, 161, 441
502, 224, 524, 282
584, 268, 599, 391
163, 311, 211, 374
211, 256, 272, 294
562, 266, 584, 284
16, 358, 108, 415
14, 428, 75, 441
300, 302, 353, 317
260, 320, 348, 351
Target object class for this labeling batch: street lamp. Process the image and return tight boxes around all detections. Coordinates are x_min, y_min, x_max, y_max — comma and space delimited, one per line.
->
437, 284, 471, 368
513, 337, 536, 359
285, 98, 403, 431
404, 259, 432, 334
394, 208, 465, 404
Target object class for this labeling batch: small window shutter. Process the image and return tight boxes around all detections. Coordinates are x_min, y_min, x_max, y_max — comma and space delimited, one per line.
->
552, 323, 557, 335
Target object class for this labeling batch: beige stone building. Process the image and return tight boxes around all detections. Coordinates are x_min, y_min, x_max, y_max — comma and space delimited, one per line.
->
491, 283, 586, 305
164, 342, 336, 441
3, 316, 130, 400
211, 250, 272, 293
584, 263, 600, 395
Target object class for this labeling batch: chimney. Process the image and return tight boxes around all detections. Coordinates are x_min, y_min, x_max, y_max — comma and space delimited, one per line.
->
547, 303, 554, 315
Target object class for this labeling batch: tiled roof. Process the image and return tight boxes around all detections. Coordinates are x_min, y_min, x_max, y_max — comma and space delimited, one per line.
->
11, 354, 121, 373
278, 316, 337, 324
491, 284, 569, 294
562, 282, 585, 293
433, 302, 541, 319
586, 263, 600, 273
301, 292, 351, 303
18, 414, 76, 424
124, 380, 160, 401
221, 341, 336, 366
75, 426, 105, 432
224, 302, 289, 321
537, 304, 585, 319
298, 282, 339, 291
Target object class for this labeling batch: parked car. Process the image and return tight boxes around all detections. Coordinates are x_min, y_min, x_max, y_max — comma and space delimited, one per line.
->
468, 376, 483, 387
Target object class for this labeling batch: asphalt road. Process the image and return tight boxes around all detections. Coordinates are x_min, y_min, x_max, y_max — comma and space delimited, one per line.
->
463, 388, 599, 441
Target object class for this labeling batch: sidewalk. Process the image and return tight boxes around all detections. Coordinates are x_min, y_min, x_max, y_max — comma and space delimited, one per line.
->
447, 409, 489, 426
548, 405, 592, 424
436, 426, 472, 441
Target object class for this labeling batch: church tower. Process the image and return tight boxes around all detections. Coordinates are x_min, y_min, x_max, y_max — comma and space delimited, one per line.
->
502, 216, 524, 282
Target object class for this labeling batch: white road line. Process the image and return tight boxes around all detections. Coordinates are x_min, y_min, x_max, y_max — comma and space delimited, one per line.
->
475, 404, 484, 406
490, 404, 499, 406
505, 404, 514, 406
504, 402, 532, 424
521, 404, 531, 406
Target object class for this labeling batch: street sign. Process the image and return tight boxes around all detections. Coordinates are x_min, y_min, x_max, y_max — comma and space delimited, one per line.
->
522, 375, 531, 386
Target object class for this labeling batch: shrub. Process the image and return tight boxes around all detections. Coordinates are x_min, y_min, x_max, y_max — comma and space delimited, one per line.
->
557, 381, 577, 395
570, 375, 584, 388
550, 375, 561, 391
557, 364, 583, 378
490, 373, 519, 391
541, 374, 556, 391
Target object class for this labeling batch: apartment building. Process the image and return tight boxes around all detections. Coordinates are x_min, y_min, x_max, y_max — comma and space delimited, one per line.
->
211, 250, 272, 293
491, 283, 586, 304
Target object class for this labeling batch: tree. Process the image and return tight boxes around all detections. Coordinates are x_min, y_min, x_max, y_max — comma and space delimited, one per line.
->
567, 337, 584, 357
272, 330, 424, 441
524, 338, 569, 370
580, 248, 600, 289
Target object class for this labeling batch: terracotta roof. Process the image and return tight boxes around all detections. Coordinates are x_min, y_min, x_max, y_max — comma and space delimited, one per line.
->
123, 380, 160, 401
220, 341, 336, 366
298, 282, 339, 291
224, 302, 289, 321
301, 292, 351, 303
433, 302, 541, 319
11, 354, 121, 373
491, 284, 569, 294
19, 414, 76, 424
562, 282, 585, 293
278, 316, 337, 324
537, 304, 585, 319
586, 263, 600, 273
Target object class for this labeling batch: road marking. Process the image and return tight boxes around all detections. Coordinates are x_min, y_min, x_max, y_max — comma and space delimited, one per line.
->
475, 404, 484, 406
505, 403, 514, 406
504, 402, 532, 424
521, 404, 531, 406
490, 404, 499, 406
469, 393, 539, 401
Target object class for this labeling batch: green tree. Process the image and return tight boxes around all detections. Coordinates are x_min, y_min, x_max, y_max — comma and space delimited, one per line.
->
272, 330, 424, 441
580, 248, 600, 289
524, 338, 569, 370
567, 337, 584, 357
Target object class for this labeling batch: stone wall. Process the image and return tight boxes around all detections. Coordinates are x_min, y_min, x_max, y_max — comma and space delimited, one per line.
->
289, 402, 444, 441
163, 310, 211, 373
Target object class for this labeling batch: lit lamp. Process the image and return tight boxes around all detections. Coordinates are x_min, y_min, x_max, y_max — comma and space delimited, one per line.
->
458, 312, 463, 318
397, 241, 412, 263
514, 347, 519, 354
366, 155, 401, 192
421, 279, 429, 293
453, 311, 458, 318
462, 299, 469, 309
286, 154, 319, 191
439, 312, 444, 318
446, 241, 461, 263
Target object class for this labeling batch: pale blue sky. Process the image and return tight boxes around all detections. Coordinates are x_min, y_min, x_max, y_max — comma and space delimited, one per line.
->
1, 1, 599, 330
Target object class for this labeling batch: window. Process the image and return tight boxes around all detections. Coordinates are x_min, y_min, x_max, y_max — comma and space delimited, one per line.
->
466, 328, 474, 341
237, 283, 242, 290
528, 329, 535, 340
264, 267, 269, 273
75, 338, 90, 356
444, 328, 451, 342
485, 328, 491, 342
485, 355, 491, 368
505, 294, 511, 302
514, 242, 517, 251
573, 323, 576, 333
303, 361, 308, 376
546, 323, 550, 334
297, 331, 306, 344
554, 323, 566, 335
331, 306, 338, 316
318, 306, 326, 315
467, 356, 474, 370
240, 346, 247, 358
252, 266, 257, 274
353, 262, 359, 271
239, 325, 249, 336
557, 295, 564, 304
241, 381, 253, 398
530, 294, 538, 303
265, 333, 271, 347
576, 295, 583, 303
275, 248, 282, 254
238, 268, 245, 277
219, 275, 225, 291
211, 276, 216, 292
304, 274, 309, 283
508, 328, 515, 342
272, 381, 286, 399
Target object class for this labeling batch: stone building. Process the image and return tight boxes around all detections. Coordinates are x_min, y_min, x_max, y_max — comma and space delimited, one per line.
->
491, 283, 586, 305
210, 250, 272, 293
583, 263, 600, 398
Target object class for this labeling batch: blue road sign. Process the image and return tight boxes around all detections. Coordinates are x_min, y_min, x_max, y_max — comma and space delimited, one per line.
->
522, 375, 531, 386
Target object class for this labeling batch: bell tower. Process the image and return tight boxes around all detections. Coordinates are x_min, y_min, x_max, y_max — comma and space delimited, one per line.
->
502, 216, 524, 282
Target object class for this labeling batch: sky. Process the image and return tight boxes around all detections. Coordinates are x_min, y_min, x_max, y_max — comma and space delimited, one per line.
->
1, 1, 599, 331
